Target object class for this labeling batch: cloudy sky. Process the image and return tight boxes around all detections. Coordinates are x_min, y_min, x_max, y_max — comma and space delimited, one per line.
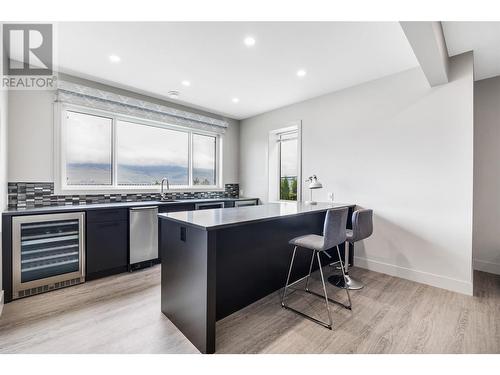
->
280, 138, 298, 177
66, 112, 215, 170
66, 111, 112, 165
116, 120, 189, 168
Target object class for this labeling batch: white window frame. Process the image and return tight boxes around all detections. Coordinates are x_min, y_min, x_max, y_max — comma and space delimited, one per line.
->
267, 121, 302, 203
53, 102, 223, 194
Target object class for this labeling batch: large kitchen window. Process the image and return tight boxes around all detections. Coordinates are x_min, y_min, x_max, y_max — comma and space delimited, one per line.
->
60, 107, 220, 191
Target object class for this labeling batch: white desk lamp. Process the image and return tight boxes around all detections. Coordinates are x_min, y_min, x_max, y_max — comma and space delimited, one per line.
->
305, 175, 323, 205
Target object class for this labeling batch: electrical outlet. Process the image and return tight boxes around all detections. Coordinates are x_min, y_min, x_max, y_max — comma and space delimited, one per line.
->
328, 192, 334, 202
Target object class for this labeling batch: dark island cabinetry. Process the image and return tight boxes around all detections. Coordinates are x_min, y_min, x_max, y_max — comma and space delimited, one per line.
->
159, 202, 354, 353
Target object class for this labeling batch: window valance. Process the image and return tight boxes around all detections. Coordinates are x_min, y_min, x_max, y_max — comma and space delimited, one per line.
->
55, 81, 228, 133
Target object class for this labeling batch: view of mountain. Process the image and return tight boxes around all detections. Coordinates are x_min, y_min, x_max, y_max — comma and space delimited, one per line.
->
66, 163, 215, 186
118, 164, 188, 185
66, 163, 112, 185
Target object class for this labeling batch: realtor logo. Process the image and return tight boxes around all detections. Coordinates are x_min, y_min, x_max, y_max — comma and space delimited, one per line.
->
1, 23, 56, 90
3, 23, 53, 75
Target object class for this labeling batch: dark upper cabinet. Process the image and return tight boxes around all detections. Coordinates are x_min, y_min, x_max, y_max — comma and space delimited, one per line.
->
86, 209, 128, 276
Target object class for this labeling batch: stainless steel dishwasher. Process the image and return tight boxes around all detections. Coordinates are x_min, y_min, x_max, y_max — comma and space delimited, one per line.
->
129, 206, 158, 270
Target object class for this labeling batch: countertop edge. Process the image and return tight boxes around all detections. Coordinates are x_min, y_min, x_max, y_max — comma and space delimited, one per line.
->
2, 197, 260, 216
158, 203, 356, 231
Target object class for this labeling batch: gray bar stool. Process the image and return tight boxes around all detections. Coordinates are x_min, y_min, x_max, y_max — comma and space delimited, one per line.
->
281, 207, 352, 330
328, 208, 373, 290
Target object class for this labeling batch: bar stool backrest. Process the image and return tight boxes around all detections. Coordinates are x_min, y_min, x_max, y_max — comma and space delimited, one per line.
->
323, 207, 349, 250
351, 209, 373, 242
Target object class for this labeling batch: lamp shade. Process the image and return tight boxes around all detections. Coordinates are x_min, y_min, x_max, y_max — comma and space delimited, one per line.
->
308, 181, 323, 189
305, 175, 322, 205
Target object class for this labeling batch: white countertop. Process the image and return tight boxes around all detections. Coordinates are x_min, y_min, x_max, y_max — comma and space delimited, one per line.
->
158, 202, 355, 230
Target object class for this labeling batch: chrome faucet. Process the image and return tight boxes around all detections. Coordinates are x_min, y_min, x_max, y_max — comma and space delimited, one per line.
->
160, 178, 170, 199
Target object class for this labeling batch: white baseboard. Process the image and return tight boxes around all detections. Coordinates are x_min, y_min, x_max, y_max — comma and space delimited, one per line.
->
354, 256, 473, 296
0, 290, 4, 317
473, 258, 500, 275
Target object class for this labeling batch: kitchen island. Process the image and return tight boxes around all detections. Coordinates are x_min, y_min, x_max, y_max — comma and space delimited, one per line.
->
158, 202, 355, 353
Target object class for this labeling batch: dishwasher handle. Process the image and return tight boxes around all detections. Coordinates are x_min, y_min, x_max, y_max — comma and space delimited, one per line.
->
130, 206, 159, 211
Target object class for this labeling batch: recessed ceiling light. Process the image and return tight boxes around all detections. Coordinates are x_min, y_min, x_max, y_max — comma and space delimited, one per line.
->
181, 80, 191, 87
232, 97, 240, 103
244, 36, 256, 47
296, 69, 307, 78
109, 54, 121, 63
167, 90, 180, 99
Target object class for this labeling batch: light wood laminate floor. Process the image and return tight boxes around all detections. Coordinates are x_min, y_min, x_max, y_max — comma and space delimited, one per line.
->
0, 265, 499, 354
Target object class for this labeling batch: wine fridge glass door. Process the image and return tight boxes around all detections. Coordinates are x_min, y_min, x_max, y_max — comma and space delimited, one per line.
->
12, 212, 85, 299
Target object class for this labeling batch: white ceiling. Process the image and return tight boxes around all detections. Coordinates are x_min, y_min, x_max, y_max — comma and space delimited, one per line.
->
442, 22, 500, 81
56, 22, 418, 120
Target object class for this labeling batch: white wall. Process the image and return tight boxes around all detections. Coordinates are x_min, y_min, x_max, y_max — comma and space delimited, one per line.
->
8, 90, 54, 182
473, 76, 500, 275
0, 88, 8, 303
8, 73, 240, 184
240, 52, 474, 295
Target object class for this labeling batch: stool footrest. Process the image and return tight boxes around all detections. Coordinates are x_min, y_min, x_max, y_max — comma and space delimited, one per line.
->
305, 289, 352, 310
285, 274, 310, 289
281, 304, 332, 330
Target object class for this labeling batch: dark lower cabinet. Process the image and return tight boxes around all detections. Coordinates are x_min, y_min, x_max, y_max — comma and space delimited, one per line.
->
86, 210, 128, 279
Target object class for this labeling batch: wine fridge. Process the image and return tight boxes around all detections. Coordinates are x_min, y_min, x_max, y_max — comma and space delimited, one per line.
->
12, 212, 86, 299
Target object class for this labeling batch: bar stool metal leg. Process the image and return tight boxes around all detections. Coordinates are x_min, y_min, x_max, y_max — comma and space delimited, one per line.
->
328, 241, 364, 290
281, 246, 298, 305
304, 250, 315, 292
306, 249, 352, 310
335, 245, 352, 309
282, 247, 335, 330
316, 252, 333, 328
